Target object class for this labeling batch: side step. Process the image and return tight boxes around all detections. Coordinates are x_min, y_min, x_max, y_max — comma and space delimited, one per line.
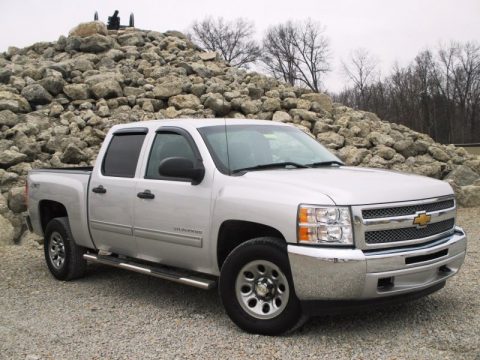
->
83, 253, 216, 290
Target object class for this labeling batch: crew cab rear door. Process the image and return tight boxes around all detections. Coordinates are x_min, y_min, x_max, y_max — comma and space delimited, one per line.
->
88, 127, 148, 257
133, 127, 213, 272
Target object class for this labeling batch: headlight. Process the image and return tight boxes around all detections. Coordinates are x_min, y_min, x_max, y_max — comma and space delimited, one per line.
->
298, 205, 353, 245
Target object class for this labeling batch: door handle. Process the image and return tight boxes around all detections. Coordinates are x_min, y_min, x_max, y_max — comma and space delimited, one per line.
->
92, 185, 107, 194
137, 190, 155, 199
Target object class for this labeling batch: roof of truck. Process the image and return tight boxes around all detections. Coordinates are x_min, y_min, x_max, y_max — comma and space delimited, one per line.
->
110, 118, 291, 132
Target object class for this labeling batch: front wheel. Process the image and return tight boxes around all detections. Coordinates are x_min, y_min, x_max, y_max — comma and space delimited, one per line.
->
219, 237, 304, 335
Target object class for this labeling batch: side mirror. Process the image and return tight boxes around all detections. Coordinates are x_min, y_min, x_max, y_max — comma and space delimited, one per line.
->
158, 157, 205, 185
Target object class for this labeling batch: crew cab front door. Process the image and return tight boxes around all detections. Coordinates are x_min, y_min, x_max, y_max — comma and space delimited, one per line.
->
133, 128, 213, 272
89, 128, 148, 257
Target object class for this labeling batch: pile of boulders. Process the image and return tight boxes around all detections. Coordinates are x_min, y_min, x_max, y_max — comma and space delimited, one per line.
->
0, 21, 479, 245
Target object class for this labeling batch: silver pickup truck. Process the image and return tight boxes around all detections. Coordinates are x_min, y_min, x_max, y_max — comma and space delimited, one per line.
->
26, 119, 467, 335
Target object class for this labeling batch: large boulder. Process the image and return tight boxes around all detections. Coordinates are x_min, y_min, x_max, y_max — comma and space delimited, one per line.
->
21, 84, 53, 105
0, 110, 18, 127
63, 84, 90, 100
8, 187, 26, 213
168, 94, 201, 110
445, 165, 480, 186
457, 185, 480, 207
69, 21, 108, 37
79, 35, 112, 53
0, 214, 15, 246
117, 32, 145, 47
204, 93, 231, 116
61, 144, 88, 164
91, 80, 123, 99
0, 150, 28, 168
0, 91, 31, 113
152, 81, 183, 99
300, 93, 333, 113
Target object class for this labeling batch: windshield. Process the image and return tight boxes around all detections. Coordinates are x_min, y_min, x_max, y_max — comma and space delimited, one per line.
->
198, 124, 342, 174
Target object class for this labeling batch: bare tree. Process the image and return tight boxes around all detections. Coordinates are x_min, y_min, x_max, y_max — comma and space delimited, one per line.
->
335, 41, 480, 144
188, 17, 261, 68
262, 22, 298, 86
341, 48, 379, 105
262, 20, 331, 91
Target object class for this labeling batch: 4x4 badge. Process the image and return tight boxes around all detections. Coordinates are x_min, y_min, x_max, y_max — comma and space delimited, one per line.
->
413, 212, 431, 228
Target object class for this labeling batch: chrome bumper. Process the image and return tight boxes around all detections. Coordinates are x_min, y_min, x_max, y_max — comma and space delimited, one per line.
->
288, 227, 467, 300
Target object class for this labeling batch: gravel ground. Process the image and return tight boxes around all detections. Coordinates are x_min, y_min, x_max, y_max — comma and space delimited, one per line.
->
1, 208, 479, 360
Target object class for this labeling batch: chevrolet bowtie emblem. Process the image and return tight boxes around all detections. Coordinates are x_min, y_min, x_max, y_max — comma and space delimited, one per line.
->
413, 212, 431, 227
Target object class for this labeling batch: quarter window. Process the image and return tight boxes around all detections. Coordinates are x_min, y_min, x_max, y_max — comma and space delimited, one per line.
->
102, 133, 146, 177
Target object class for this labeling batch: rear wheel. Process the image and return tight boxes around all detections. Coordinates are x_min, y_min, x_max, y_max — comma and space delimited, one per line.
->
44, 217, 87, 281
219, 237, 304, 335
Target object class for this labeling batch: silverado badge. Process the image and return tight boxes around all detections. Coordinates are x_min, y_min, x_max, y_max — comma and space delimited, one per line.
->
413, 212, 431, 228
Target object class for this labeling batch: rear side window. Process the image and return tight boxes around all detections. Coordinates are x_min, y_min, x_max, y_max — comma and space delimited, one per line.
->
102, 134, 146, 177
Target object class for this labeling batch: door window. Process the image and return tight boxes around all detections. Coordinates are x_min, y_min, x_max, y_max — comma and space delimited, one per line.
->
145, 132, 197, 180
102, 133, 146, 177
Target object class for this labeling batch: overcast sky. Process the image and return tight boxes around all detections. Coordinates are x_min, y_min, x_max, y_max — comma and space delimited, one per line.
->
1, 0, 479, 92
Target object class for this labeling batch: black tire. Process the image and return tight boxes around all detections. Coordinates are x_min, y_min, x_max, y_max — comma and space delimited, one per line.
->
44, 217, 87, 281
219, 237, 303, 335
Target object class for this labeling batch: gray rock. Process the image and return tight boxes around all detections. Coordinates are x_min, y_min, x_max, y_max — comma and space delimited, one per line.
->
117, 32, 145, 47
428, 146, 450, 162
21, 84, 53, 105
61, 144, 87, 164
0, 150, 28, 168
374, 145, 396, 160
300, 93, 332, 113
456, 185, 480, 207
0, 169, 19, 186
168, 94, 201, 110
262, 98, 281, 112
338, 146, 369, 166
204, 93, 231, 116
445, 165, 480, 186
316, 131, 345, 149
272, 111, 292, 122
0, 68, 12, 84
91, 80, 123, 99
0, 193, 8, 214
0, 91, 31, 113
394, 139, 417, 158
152, 82, 183, 99
241, 100, 261, 115
69, 21, 108, 37
367, 132, 394, 147
79, 35, 112, 53
8, 187, 26, 213
199, 52, 217, 61
289, 109, 318, 121
39, 75, 65, 96
63, 84, 90, 100
0, 214, 15, 245
0, 110, 18, 127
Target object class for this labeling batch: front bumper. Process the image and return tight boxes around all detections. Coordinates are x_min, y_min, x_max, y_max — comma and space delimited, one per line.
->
288, 226, 467, 300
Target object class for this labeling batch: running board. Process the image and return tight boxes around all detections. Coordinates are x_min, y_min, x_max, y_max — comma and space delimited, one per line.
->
83, 253, 216, 290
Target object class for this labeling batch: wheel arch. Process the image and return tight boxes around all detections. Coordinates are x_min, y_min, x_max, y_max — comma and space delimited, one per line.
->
216, 220, 286, 271
38, 200, 68, 233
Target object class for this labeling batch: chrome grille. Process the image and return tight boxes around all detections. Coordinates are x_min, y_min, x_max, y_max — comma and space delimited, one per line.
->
362, 199, 454, 219
365, 219, 455, 244
352, 197, 456, 250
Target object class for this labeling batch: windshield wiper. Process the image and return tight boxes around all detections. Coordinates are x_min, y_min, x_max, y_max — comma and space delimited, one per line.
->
308, 160, 344, 167
232, 162, 310, 174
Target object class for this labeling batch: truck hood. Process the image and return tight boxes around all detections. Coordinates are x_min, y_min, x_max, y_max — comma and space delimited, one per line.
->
242, 166, 453, 205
